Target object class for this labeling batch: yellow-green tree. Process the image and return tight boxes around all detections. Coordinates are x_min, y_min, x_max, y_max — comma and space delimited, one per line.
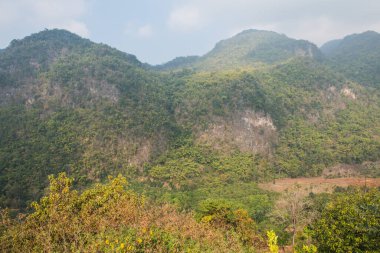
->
313, 188, 380, 253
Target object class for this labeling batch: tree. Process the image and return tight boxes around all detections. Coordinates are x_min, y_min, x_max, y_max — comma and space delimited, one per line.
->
312, 188, 380, 253
271, 185, 309, 248
197, 199, 262, 247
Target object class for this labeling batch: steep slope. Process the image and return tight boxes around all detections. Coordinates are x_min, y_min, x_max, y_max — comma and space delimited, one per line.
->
0, 29, 143, 105
0, 28, 379, 252
0, 29, 379, 212
321, 31, 380, 87
0, 29, 177, 208
159, 29, 323, 70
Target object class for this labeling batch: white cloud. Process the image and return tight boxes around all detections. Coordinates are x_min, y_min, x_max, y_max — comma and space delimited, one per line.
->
168, 6, 202, 32
137, 24, 153, 38
0, 0, 87, 26
0, 0, 89, 44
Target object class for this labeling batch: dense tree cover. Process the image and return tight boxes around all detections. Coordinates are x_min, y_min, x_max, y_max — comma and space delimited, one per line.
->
0, 29, 138, 91
312, 188, 380, 253
274, 104, 380, 177
321, 31, 380, 87
143, 140, 275, 222
1, 29, 380, 211
0, 29, 380, 251
160, 29, 323, 71
0, 103, 177, 209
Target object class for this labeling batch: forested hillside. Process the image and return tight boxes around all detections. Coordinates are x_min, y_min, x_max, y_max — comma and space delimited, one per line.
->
158, 29, 323, 70
0, 29, 379, 252
321, 31, 380, 87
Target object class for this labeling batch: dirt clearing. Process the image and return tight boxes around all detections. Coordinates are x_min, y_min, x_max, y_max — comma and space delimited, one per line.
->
259, 177, 380, 194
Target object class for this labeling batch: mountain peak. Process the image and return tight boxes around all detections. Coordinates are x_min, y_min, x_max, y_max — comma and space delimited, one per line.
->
8, 29, 90, 49
159, 29, 323, 71
0, 29, 142, 89
321, 30, 380, 55
200, 29, 323, 70
321, 30, 380, 87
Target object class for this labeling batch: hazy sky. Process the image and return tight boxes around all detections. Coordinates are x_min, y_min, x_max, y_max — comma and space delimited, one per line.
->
1, 0, 379, 64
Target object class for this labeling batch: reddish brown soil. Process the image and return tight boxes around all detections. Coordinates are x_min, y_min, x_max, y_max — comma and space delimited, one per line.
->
259, 177, 380, 194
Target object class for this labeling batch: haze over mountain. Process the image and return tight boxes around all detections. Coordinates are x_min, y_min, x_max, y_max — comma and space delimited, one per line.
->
2, 0, 380, 64
321, 31, 380, 87
159, 29, 323, 70
0, 28, 379, 252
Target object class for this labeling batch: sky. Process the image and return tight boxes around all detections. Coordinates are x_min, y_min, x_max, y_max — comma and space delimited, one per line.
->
1, 0, 380, 64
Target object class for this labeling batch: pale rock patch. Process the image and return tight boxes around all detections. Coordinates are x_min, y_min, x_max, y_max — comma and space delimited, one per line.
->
197, 109, 277, 155
341, 87, 356, 99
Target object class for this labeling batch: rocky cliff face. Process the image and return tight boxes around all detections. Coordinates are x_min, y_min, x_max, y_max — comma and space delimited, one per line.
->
197, 110, 277, 156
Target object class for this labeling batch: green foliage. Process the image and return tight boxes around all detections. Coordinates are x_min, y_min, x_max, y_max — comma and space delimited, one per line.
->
312, 188, 380, 253
322, 31, 380, 87
275, 119, 333, 177
144, 142, 275, 223
275, 101, 380, 177
0, 30, 380, 253
148, 141, 270, 187
165, 29, 322, 71
0, 29, 92, 88
0, 107, 83, 208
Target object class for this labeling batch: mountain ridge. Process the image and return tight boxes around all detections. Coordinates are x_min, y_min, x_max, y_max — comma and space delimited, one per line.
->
157, 29, 324, 70
0, 28, 379, 213
320, 30, 380, 87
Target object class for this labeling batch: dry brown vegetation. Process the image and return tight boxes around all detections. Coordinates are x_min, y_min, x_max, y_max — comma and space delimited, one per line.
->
259, 177, 380, 195
0, 174, 266, 253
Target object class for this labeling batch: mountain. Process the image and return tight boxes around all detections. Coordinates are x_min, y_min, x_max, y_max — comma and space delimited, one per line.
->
321, 31, 380, 87
0, 28, 379, 253
319, 39, 342, 55
0, 28, 379, 214
155, 55, 200, 70
0, 29, 177, 208
0, 29, 143, 103
159, 29, 323, 70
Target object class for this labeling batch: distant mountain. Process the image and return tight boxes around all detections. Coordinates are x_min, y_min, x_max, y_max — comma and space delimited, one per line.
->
159, 29, 323, 70
321, 31, 380, 87
319, 39, 342, 55
155, 55, 200, 70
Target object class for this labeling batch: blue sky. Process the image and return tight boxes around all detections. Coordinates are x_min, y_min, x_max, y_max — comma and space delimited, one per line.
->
1, 0, 380, 64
